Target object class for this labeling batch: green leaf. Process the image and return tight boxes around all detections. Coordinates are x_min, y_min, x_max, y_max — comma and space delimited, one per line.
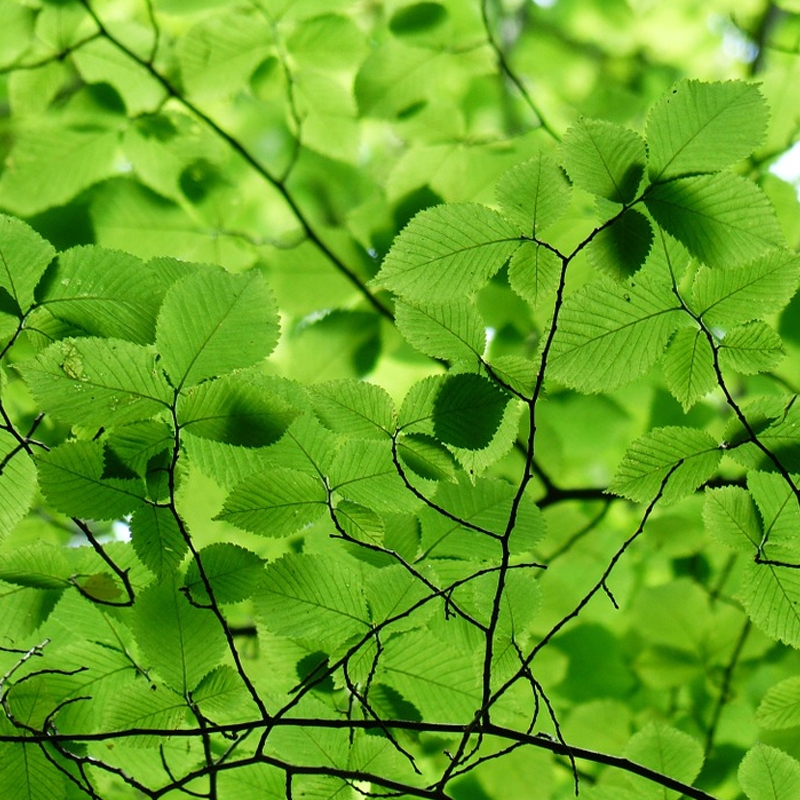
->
560, 118, 646, 203
757, 677, 800, 730
329, 439, 417, 512
0, 542, 70, 589
334, 500, 385, 550
718, 322, 785, 374
373, 203, 520, 302
20, 337, 171, 428
507, 241, 562, 308
645, 172, 784, 268
217, 467, 327, 536
748, 471, 800, 559
156, 267, 279, 389
0, 430, 37, 538
394, 299, 486, 363
179, 372, 299, 447
739, 561, 800, 648
0, 743, 64, 800
432, 373, 509, 450
184, 543, 263, 605
609, 427, 722, 504
692, 250, 800, 326
0, 214, 55, 313
585, 208, 653, 280
38, 246, 166, 344
739, 744, 800, 800
101, 682, 187, 747
495, 152, 571, 235
37, 441, 145, 520
661, 327, 716, 411
397, 432, 458, 482
547, 270, 681, 393
310, 380, 395, 439
193, 665, 254, 724
0, 124, 119, 216
131, 573, 227, 693
254, 553, 369, 653
130, 505, 188, 579
647, 80, 768, 180
106, 420, 174, 477
624, 722, 704, 799
703, 486, 761, 552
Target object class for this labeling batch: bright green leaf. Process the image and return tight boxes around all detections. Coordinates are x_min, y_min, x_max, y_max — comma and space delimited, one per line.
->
719, 322, 785, 375
0, 214, 55, 313
184, 542, 263, 605
661, 327, 716, 411
739, 744, 800, 800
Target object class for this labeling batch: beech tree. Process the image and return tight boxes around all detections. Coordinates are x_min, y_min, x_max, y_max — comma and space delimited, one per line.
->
2, 1, 800, 799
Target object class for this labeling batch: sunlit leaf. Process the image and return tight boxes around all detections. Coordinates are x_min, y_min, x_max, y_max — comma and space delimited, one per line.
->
739, 744, 800, 800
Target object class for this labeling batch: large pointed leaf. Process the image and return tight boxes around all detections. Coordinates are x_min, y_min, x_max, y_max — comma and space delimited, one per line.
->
0, 214, 55, 314
394, 299, 486, 364
156, 267, 279, 389
645, 173, 784, 268
179, 372, 299, 447
624, 723, 704, 800
132, 573, 227, 693
20, 337, 171, 428
217, 467, 327, 536
692, 250, 800, 326
495, 152, 571, 235
36, 441, 146, 520
560, 118, 646, 204
647, 80, 768, 180
661, 326, 716, 411
547, 270, 681, 392
739, 744, 800, 800
373, 203, 520, 301
38, 246, 164, 344
609, 427, 722, 505
254, 553, 369, 652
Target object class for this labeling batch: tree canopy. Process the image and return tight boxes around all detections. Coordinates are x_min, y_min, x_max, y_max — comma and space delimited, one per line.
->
2, 1, 800, 799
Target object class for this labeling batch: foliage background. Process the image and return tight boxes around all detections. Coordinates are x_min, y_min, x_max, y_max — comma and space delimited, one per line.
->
3, 1, 800, 799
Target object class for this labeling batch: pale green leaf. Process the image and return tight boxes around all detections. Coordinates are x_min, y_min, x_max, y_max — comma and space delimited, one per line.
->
624, 722, 703, 800
179, 372, 299, 447
310, 380, 395, 439
495, 152, 571, 235
254, 554, 369, 652
102, 682, 187, 747
193, 666, 254, 724
0, 430, 36, 538
156, 267, 279, 388
334, 499, 385, 550
692, 250, 800, 326
0, 214, 55, 313
547, 270, 681, 392
132, 573, 227, 692
378, 627, 480, 720
373, 203, 520, 302
20, 337, 171, 428
560, 118, 646, 203
0, 542, 70, 589
748, 471, 800, 559
609, 427, 722, 504
647, 80, 768, 180
184, 543, 263, 605
739, 744, 800, 800
0, 743, 64, 800
0, 125, 119, 216
38, 245, 166, 344
397, 432, 458, 482
703, 486, 761, 552
646, 172, 784, 268
661, 327, 716, 411
217, 467, 327, 536
739, 561, 800, 648
329, 439, 416, 512
394, 299, 486, 363
585, 208, 653, 280
719, 322, 785, 374
36, 441, 145, 520
507, 241, 562, 308
130, 505, 188, 579
757, 677, 800, 730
